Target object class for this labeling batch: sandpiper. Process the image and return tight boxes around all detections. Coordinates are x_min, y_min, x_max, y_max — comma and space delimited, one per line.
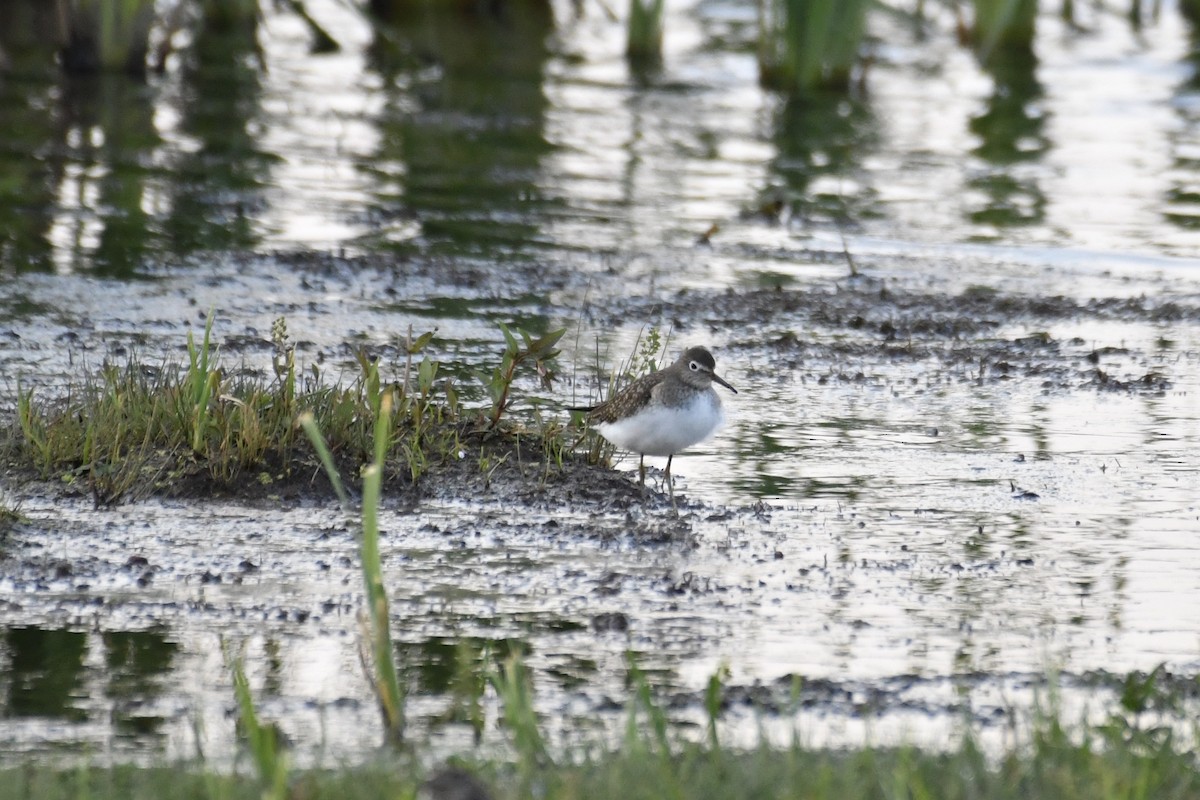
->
572, 345, 737, 507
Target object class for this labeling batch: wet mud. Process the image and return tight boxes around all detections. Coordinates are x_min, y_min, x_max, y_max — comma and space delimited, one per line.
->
3, 247, 1199, 763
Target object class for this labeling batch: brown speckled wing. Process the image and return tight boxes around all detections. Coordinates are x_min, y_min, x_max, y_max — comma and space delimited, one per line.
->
587, 370, 665, 424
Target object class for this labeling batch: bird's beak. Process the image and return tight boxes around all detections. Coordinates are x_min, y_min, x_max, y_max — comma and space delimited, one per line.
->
711, 371, 737, 394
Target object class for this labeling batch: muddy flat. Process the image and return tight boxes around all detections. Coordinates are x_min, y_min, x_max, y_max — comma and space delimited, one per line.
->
2, 243, 1198, 764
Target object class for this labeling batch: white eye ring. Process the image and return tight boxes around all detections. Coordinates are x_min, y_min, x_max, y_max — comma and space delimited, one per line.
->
689, 361, 700, 371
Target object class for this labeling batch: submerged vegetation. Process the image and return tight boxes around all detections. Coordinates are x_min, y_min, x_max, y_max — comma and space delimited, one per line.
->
4, 313, 568, 505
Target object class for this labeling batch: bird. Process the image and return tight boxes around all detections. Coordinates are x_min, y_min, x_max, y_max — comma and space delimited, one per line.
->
571, 345, 737, 508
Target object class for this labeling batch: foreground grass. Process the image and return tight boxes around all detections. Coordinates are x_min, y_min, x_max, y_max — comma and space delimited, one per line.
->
4, 722, 1200, 800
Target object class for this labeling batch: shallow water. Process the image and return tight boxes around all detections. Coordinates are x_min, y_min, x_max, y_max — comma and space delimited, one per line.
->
2, 0, 1200, 766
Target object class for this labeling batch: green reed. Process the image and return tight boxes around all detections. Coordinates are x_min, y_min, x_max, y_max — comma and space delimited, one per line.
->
63, 0, 155, 74
227, 648, 289, 800
299, 362, 405, 744
361, 391, 406, 743
971, 0, 1037, 57
184, 310, 218, 455
485, 323, 566, 429
757, 0, 870, 93
627, 0, 666, 68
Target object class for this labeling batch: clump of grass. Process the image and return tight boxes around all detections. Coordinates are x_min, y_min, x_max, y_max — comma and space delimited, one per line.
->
4, 313, 479, 504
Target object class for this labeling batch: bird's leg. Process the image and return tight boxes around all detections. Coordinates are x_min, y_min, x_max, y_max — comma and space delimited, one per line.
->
638, 454, 646, 488
666, 454, 676, 511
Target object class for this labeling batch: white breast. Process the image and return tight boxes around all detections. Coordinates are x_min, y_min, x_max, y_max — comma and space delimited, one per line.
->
595, 391, 724, 457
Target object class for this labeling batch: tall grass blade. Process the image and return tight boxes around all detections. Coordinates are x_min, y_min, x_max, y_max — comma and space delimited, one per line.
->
186, 311, 218, 455
227, 649, 289, 800
16, 385, 51, 474
490, 653, 548, 778
360, 391, 405, 744
297, 412, 351, 509
298, 372, 404, 743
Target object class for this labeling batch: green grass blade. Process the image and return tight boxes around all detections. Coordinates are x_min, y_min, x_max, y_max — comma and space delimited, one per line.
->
297, 412, 350, 509
362, 389, 404, 743
228, 650, 289, 800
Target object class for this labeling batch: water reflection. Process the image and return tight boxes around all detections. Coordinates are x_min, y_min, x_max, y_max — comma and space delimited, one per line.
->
0, 3, 68, 274
2, 1, 1198, 272
767, 94, 879, 228
363, 2, 555, 260
102, 630, 179, 737
398, 635, 525, 696
0, 5, 270, 275
160, 14, 271, 255
0, 626, 177, 739
1165, 30, 1200, 230
2, 627, 88, 721
54, 76, 161, 276
0, 76, 58, 273
966, 48, 1047, 230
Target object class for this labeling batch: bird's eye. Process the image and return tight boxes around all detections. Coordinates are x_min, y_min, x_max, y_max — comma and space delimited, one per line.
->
689, 361, 699, 371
